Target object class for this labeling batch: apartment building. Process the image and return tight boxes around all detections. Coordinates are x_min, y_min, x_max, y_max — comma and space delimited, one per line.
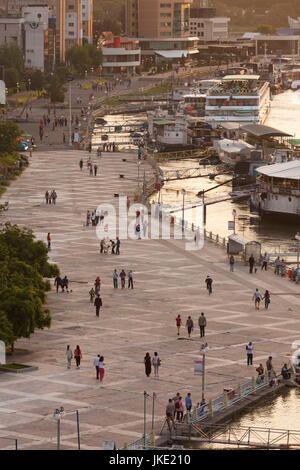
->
81, 0, 92, 44
189, 7, 229, 42
126, 0, 191, 39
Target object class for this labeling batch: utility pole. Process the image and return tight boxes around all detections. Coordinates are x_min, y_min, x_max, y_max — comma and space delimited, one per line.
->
181, 189, 186, 233
200, 343, 208, 402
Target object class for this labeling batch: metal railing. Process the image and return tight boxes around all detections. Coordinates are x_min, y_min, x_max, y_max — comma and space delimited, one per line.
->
119, 431, 155, 450
183, 372, 276, 426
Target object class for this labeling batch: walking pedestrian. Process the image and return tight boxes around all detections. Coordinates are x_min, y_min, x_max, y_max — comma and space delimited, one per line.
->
99, 356, 105, 382
261, 253, 268, 271
66, 345, 73, 369
175, 396, 184, 422
249, 254, 255, 274
74, 345, 82, 369
152, 352, 161, 377
205, 275, 213, 295
116, 237, 120, 255
94, 164, 98, 176
51, 189, 57, 205
47, 232, 51, 250
175, 314, 182, 336
186, 316, 194, 339
128, 270, 134, 289
253, 288, 262, 309
120, 269, 126, 289
166, 399, 175, 433
89, 287, 95, 303
229, 255, 235, 272
45, 190, 49, 204
275, 257, 281, 275
79, 159, 83, 171
246, 342, 254, 365
198, 312, 206, 338
94, 294, 102, 317
144, 352, 151, 377
263, 290, 271, 310
62, 275, 69, 293
94, 354, 100, 379
185, 393, 192, 413
94, 276, 101, 295
113, 269, 118, 288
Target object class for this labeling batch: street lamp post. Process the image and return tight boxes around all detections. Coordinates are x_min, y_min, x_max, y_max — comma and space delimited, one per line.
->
181, 189, 186, 233
16, 82, 19, 93
232, 209, 237, 235
54, 407, 65, 450
200, 343, 208, 402
66, 74, 73, 146
137, 161, 141, 200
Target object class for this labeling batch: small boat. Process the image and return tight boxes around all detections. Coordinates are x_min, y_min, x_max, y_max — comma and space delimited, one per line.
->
101, 134, 109, 141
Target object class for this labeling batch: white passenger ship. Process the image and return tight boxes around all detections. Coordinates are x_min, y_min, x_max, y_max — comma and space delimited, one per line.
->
251, 160, 300, 218
205, 75, 270, 126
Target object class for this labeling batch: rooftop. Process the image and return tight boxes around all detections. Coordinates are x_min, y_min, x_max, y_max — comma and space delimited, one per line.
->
257, 160, 300, 179
240, 124, 292, 138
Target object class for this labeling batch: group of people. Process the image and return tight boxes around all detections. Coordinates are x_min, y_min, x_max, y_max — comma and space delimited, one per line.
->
248, 253, 286, 276
175, 313, 207, 338
100, 238, 120, 255
144, 352, 161, 377
165, 393, 207, 432
86, 209, 105, 227
66, 345, 82, 369
113, 269, 134, 289
45, 189, 57, 205
54, 275, 70, 293
253, 288, 271, 310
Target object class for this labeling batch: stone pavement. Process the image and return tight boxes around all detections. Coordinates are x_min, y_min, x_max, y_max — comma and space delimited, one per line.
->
0, 148, 300, 450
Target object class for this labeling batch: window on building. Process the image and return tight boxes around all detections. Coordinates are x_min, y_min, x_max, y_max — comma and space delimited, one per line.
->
160, 22, 171, 27
160, 13, 171, 17
69, 22, 74, 26
160, 3, 171, 8
68, 4, 74, 10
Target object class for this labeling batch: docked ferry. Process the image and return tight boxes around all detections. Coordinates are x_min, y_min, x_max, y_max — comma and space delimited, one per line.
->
251, 160, 300, 218
205, 75, 270, 126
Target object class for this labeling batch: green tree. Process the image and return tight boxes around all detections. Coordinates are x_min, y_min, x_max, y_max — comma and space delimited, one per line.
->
257, 24, 277, 34
66, 44, 102, 75
4, 67, 20, 90
0, 310, 14, 347
0, 44, 24, 75
0, 121, 20, 154
0, 223, 59, 350
45, 74, 65, 103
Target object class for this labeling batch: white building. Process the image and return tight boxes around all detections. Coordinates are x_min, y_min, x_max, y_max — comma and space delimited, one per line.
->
189, 15, 229, 41
102, 37, 141, 75
81, 0, 93, 44
22, 5, 48, 71
0, 17, 24, 48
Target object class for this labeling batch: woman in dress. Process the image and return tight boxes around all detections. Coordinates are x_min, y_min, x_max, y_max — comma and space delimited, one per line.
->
144, 352, 151, 377
66, 345, 73, 369
263, 290, 271, 310
99, 356, 105, 382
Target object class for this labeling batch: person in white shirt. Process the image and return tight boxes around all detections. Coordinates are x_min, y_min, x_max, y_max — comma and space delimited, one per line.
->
253, 289, 262, 309
246, 342, 254, 366
94, 355, 100, 380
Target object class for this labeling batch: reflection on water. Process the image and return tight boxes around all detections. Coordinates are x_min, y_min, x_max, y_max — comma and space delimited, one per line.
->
183, 388, 300, 449
267, 89, 300, 138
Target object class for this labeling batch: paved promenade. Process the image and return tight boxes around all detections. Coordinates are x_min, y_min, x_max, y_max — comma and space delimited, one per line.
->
0, 148, 300, 450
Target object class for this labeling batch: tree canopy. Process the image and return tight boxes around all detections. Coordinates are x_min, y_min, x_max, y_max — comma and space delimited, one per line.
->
0, 121, 20, 154
66, 44, 102, 76
0, 223, 59, 349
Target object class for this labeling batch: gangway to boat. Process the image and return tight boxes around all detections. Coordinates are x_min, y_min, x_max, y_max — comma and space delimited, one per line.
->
150, 148, 215, 162
172, 423, 300, 449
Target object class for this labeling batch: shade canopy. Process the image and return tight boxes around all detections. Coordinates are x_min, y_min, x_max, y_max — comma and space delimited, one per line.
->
256, 160, 300, 180
240, 124, 292, 138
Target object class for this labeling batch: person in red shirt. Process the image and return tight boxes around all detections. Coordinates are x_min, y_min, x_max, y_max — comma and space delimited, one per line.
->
175, 315, 182, 336
47, 233, 51, 250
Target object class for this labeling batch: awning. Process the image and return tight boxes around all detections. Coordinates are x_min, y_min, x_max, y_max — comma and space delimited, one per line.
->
289, 138, 300, 147
155, 50, 198, 59
240, 124, 292, 138
256, 160, 300, 180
